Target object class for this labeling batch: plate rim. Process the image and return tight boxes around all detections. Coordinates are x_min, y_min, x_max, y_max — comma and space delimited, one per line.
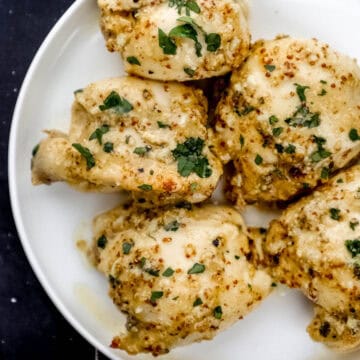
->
8, 0, 120, 359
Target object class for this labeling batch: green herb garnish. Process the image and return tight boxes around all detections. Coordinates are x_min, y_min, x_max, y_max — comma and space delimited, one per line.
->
126, 56, 141, 65
329, 208, 341, 221
150, 291, 164, 303
162, 267, 175, 277
99, 91, 133, 114
158, 28, 177, 55
164, 220, 180, 232
97, 235, 107, 249
184, 67, 195, 77
122, 242, 133, 255
350, 220, 359, 231
272, 127, 283, 137
138, 184, 153, 192
89, 125, 109, 145
188, 263, 205, 274
321, 167, 330, 179
213, 306, 222, 319
205, 33, 221, 52
72, 144, 95, 170
134, 146, 151, 156
172, 137, 212, 178
349, 129, 360, 142
255, 154, 263, 165
265, 64, 276, 72
193, 297, 203, 307
103, 142, 114, 153
345, 239, 360, 257
32, 144, 40, 157
157, 121, 170, 129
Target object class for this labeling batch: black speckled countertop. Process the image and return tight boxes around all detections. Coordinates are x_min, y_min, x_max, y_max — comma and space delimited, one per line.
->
0, 1, 109, 359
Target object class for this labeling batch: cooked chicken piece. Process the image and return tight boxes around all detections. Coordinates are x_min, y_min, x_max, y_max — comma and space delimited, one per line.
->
92, 203, 272, 355
31, 77, 222, 206
98, 0, 250, 81
265, 165, 360, 352
211, 36, 360, 205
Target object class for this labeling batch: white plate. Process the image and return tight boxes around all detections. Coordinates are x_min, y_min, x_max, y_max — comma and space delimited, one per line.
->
8, 0, 360, 359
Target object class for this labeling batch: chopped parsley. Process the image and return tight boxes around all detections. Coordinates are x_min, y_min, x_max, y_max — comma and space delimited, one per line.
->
97, 235, 107, 249
285, 84, 320, 128
240, 135, 245, 148
284, 144, 296, 154
345, 239, 360, 257
157, 121, 170, 129
321, 167, 330, 179
74, 88, 83, 95
318, 89, 327, 96
320, 80, 327, 84
184, 67, 195, 77
138, 184, 153, 192
272, 127, 283, 137
193, 297, 203, 307
103, 142, 114, 153
172, 137, 212, 178
150, 291, 164, 303
164, 220, 180, 232
213, 306, 222, 319
264, 64, 276, 72
188, 263, 205, 274
310, 136, 331, 163
350, 220, 359, 231
169, 23, 202, 57
145, 268, 160, 277
162, 267, 175, 277
205, 33, 221, 52
275, 144, 284, 153
234, 255, 240, 260
158, 28, 177, 55
72, 144, 95, 170
271, 282, 277, 287
89, 125, 109, 145
126, 56, 141, 65
133, 146, 151, 156
235, 105, 255, 117
99, 91, 133, 114
349, 129, 360, 142
329, 208, 341, 221
269, 115, 279, 125
169, 0, 201, 15
255, 154, 263, 165
122, 242, 133, 255
32, 144, 40, 157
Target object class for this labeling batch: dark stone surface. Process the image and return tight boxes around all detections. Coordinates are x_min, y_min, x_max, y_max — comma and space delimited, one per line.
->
0, 1, 109, 359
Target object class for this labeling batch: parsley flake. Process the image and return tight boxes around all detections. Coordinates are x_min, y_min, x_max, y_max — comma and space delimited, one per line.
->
122, 242, 133, 255
89, 125, 110, 145
265, 64, 276, 72
162, 267, 175, 277
329, 208, 341, 221
255, 154, 263, 165
193, 297, 203, 307
172, 137, 212, 178
138, 184, 152, 192
103, 142, 114, 153
126, 56, 141, 65
205, 33, 221, 52
150, 291, 164, 303
99, 91, 133, 114
97, 235, 107, 249
345, 239, 360, 257
349, 129, 360, 142
158, 28, 177, 55
188, 263, 205, 274
164, 220, 180, 232
213, 305, 222, 319
72, 144, 95, 170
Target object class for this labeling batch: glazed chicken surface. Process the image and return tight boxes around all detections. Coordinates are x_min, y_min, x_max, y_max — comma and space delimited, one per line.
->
98, 0, 250, 81
211, 36, 360, 205
92, 203, 272, 355
31, 76, 222, 206
266, 165, 360, 352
